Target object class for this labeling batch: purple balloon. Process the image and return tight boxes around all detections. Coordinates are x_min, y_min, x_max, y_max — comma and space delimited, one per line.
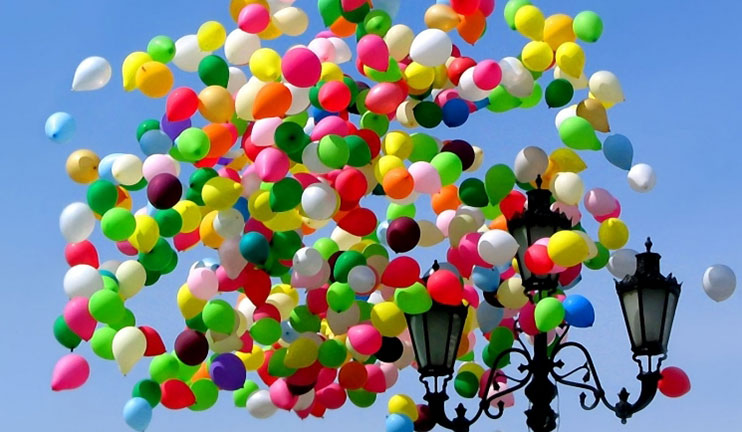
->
161, 114, 191, 141
209, 353, 246, 390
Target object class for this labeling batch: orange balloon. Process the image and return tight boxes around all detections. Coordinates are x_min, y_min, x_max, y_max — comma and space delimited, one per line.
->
456, 333, 470, 357
338, 361, 367, 389
252, 82, 292, 119
301, 224, 316, 236
457, 10, 486, 45
382, 167, 415, 199
330, 17, 356, 38
203, 123, 235, 159
432, 185, 461, 214
488, 214, 508, 231
191, 363, 211, 381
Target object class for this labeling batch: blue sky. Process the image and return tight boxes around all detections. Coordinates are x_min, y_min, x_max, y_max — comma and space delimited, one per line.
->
1, 1, 740, 431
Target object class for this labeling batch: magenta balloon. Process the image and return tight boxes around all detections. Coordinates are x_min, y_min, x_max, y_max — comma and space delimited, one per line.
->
282, 47, 322, 88
519, 302, 539, 336
254, 147, 289, 182
238, 4, 270, 33
269, 378, 299, 410
347, 323, 382, 355
63, 297, 96, 341
386, 217, 420, 253
51, 354, 90, 391
472, 59, 502, 90
365, 83, 406, 114
316, 382, 346, 409
310, 115, 349, 141
357, 34, 390, 71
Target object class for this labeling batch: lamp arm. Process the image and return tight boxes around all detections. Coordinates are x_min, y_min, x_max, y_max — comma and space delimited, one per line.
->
549, 340, 662, 424
480, 346, 533, 420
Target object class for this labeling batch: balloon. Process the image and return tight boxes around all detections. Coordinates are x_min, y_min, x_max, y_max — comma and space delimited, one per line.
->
573, 11, 603, 43
424, 5, 460, 32
576, 98, 610, 133
238, 4, 270, 33
555, 42, 585, 79
545, 79, 574, 108
210, 353, 247, 390
274, 7, 309, 36
658, 367, 691, 398
136, 61, 174, 98
607, 249, 638, 279
513, 146, 548, 183
394, 282, 433, 314
553, 172, 584, 205
112, 326, 147, 375
46, 112, 76, 143
478, 230, 519, 267
562, 295, 594, 327
409, 29, 452, 67
197, 21, 227, 51
173, 34, 210, 72
702, 264, 736, 302
60, 202, 96, 243
161, 379, 196, 409
63, 264, 103, 298
497, 278, 527, 309
388, 394, 418, 421
147, 35, 175, 63
558, 116, 601, 150
627, 163, 656, 193
51, 354, 90, 391
386, 217, 420, 253
282, 47, 321, 88
589, 71, 624, 105
548, 231, 589, 267
543, 14, 575, 50
53, 315, 82, 350
72, 56, 112, 91
534, 297, 565, 332
484, 164, 516, 204
123, 398, 153, 432
427, 269, 464, 306
514, 5, 544, 40
521, 41, 553, 72
598, 218, 629, 250
386, 413, 414, 432
602, 134, 633, 170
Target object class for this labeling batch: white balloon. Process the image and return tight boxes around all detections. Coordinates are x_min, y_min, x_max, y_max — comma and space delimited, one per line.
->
348, 265, 377, 293
237, 297, 256, 327
385, 24, 414, 61
219, 236, 248, 279
111, 154, 143, 186
552, 172, 584, 205
285, 83, 311, 115
607, 249, 638, 279
554, 66, 587, 90
627, 163, 656, 193
99, 260, 122, 273
589, 70, 625, 104
301, 182, 337, 220
703, 264, 736, 302
514, 146, 549, 183
499, 57, 533, 98
64, 264, 103, 298
115, 260, 147, 299
247, 390, 278, 418
554, 104, 577, 130
292, 247, 324, 276
409, 29, 452, 67
60, 202, 95, 242
478, 230, 519, 267
327, 37, 352, 64
72, 56, 112, 91
457, 67, 490, 101
301, 141, 332, 174
214, 208, 245, 238
112, 326, 147, 375
227, 67, 248, 95
293, 389, 315, 411
225, 29, 260, 65
173, 35, 210, 72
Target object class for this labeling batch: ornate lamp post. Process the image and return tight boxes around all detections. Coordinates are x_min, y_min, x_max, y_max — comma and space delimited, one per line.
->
405, 180, 682, 432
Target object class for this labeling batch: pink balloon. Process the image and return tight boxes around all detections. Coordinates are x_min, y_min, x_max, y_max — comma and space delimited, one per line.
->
316, 367, 337, 390
380, 362, 399, 388
307, 38, 335, 62
250, 117, 283, 147
218, 167, 240, 182
282, 47, 322, 88
116, 240, 138, 256
435, 89, 461, 106
316, 383, 346, 409
63, 297, 96, 341
446, 247, 473, 278
594, 200, 621, 223
519, 302, 539, 336
173, 229, 200, 252
254, 147, 289, 182
187, 267, 219, 300
559, 264, 582, 287
238, 4, 270, 33
408, 161, 442, 194
435, 209, 456, 237
216, 265, 241, 292
142, 154, 178, 181
51, 354, 90, 391
270, 378, 298, 410
365, 82, 407, 114
310, 115, 349, 141
551, 202, 581, 225
292, 262, 331, 290
583, 188, 618, 216
357, 35, 389, 71
363, 364, 387, 393
347, 324, 382, 355
459, 232, 488, 268
472, 60, 502, 90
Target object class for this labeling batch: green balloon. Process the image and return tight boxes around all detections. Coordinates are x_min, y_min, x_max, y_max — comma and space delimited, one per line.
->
430, 152, 463, 186
176, 356, 201, 382
360, 111, 389, 136
394, 282, 432, 314
333, 251, 366, 283
363, 9, 391, 35
198, 55, 230, 87
458, 178, 489, 207
545, 79, 574, 108
186, 313, 208, 333
486, 326, 515, 368
169, 144, 187, 162
144, 269, 161, 287
488, 85, 522, 112
519, 83, 543, 109
86, 180, 118, 215
233, 380, 259, 407
484, 164, 516, 205
409, 133, 439, 162
347, 389, 376, 408
481, 202, 503, 220
285, 110, 309, 127
290, 306, 321, 333
268, 348, 296, 377
535, 297, 565, 332
176, 128, 211, 162
558, 116, 601, 150
318, 135, 349, 169
203, 299, 236, 334
147, 35, 176, 63
90, 327, 115, 360
275, 122, 309, 156
109, 308, 136, 330
346, 135, 372, 167
231, 113, 249, 136
149, 353, 180, 383
122, 177, 148, 191
327, 282, 355, 312
190, 379, 219, 411
269, 178, 303, 212
102, 274, 119, 293
354, 88, 369, 114
154, 209, 183, 237
318, 0, 343, 25
413, 101, 443, 128
356, 300, 373, 322
503, 0, 532, 29
454, 371, 479, 398
271, 230, 302, 260
573, 11, 603, 43
160, 249, 179, 275
137, 119, 160, 141
386, 203, 416, 220
89, 290, 126, 324
53, 315, 81, 350
361, 243, 388, 260
458, 350, 475, 362
190, 167, 219, 191
250, 318, 282, 345
132, 379, 162, 407
138, 238, 174, 272
101, 208, 136, 241
313, 238, 339, 260
584, 242, 610, 270
318, 339, 347, 368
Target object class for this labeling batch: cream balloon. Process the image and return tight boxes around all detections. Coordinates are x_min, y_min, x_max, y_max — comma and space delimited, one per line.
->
273, 7, 309, 36
418, 220, 445, 247
627, 163, 656, 193
115, 260, 147, 299
331, 227, 361, 251
214, 208, 245, 238
112, 327, 147, 375
225, 29, 261, 65
227, 67, 248, 95
588, 71, 625, 104
554, 66, 587, 89
552, 172, 584, 205
385, 25, 415, 61
514, 146, 549, 183
111, 154, 143, 186
285, 83, 311, 115
448, 214, 477, 248
457, 67, 490, 101
72, 56, 112, 91
456, 206, 485, 229
235, 77, 268, 121
173, 35, 211, 72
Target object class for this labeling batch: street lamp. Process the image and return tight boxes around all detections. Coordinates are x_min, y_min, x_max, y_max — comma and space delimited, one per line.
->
405, 186, 682, 431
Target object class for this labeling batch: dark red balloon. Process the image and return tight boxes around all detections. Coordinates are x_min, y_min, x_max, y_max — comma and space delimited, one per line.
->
174, 329, 209, 366
338, 207, 377, 237
442, 139, 475, 170
658, 366, 691, 398
147, 173, 182, 209
414, 404, 436, 432
426, 269, 464, 306
253, 303, 281, 321
239, 266, 270, 306
64, 241, 99, 267
139, 326, 166, 356
386, 217, 420, 253
160, 379, 195, 409
382, 256, 421, 288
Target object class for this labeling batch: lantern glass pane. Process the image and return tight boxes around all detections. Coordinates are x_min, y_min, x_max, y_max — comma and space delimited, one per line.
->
444, 311, 465, 368
662, 292, 678, 352
409, 314, 429, 370
640, 288, 668, 346
621, 289, 642, 348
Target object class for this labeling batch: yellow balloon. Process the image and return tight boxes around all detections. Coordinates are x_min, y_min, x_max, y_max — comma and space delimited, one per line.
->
197, 21, 227, 51
543, 14, 575, 51
257, 18, 282, 40
177, 284, 207, 319
373, 155, 404, 183
273, 7, 309, 36
496, 277, 528, 309
388, 394, 419, 421
320, 62, 344, 82
383, 131, 413, 159
384, 25, 415, 61
403, 62, 435, 90
370, 302, 406, 337
432, 64, 451, 89
199, 210, 224, 249
128, 215, 159, 252
264, 209, 303, 231
555, 42, 585, 78
547, 230, 589, 267
198, 86, 235, 123
122, 51, 151, 91
202, 177, 242, 210
236, 344, 266, 371
549, 148, 587, 173
458, 362, 485, 379
249, 48, 281, 82
135, 61, 173, 98
598, 218, 629, 250
66, 149, 100, 184
521, 41, 554, 72
173, 200, 202, 233
271, 284, 300, 304
514, 5, 545, 41
248, 189, 274, 221
424, 4, 460, 32
285, 337, 319, 369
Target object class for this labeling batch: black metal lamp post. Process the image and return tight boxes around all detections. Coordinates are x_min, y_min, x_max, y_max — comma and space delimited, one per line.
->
405, 182, 682, 432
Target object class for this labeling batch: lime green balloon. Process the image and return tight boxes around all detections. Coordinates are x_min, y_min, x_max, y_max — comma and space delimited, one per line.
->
458, 350, 475, 362
545, 79, 574, 108
284, 111, 309, 127
268, 348, 296, 377
504, 0, 532, 29
519, 83, 542, 109
198, 55, 229, 87
573, 11, 603, 43
394, 282, 432, 314
318, 339, 347, 368
102, 274, 119, 292
346, 135, 372, 167
176, 356, 201, 382
535, 297, 565, 332
318, 135, 350, 169
488, 85, 522, 112
133, 379, 162, 407
269, 178, 303, 212
409, 133, 439, 162
154, 209, 183, 237
87, 180, 119, 215
363, 9, 392, 36
101, 208, 136, 241
138, 238, 174, 272
327, 282, 355, 312
176, 128, 211, 162
584, 242, 610, 270
482, 202, 503, 220
313, 238, 339, 260
88, 290, 126, 324
365, 58, 401, 82
290, 306, 321, 333
147, 35, 176, 63
558, 116, 601, 150
333, 251, 366, 283
137, 119, 160, 141
190, 379, 219, 411
250, 318, 282, 345
386, 203, 416, 220
454, 371, 479, 398
90, 327, 116, 360
486, 326, 514, 368
430, 152, 463, 186
484, 164, 516, 205
149, 353, 180, 383
203, 299, 235, 334
348, 389, 376, 407
360, 111, 389, 136
53, 315, 81, 350
233, 380, 259, 407
362, 243, 389, 260
458, 178, 488, 207
109, 307, 136, 330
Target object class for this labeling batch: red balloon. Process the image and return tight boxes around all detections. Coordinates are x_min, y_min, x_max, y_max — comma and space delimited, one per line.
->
166, 87, 198, 121
319, 81, 352, 112
310, 400, 327, 417
500, 190, 527, 220
365, 82, 407, 114
447, 57, 477, 85
257, 350, 278, 386
382, 256, 421, 288
335, 167, 368, 202
518, 302, 539, 336
524, 244, 554, 275
338, 207, 377, 237
451, 0, 480, 15
426, 269, 464, 306
64, 241, 99, 268
658, 367, 691, 398
415, 404, 436, 432
315, 367, 338, 390
447, 246, 473, 278
239, 266, 270, 306
559, 264, 582, 286
306, 286, 329, 315
363, 364, 386, 393
160, 379, 196, 409
316, 383, 346, 409
253, 303, 281, 321
139, 326, 166, 356
287, 361, 323, 388
354, 129, 381, 158
239, 331, 254, 353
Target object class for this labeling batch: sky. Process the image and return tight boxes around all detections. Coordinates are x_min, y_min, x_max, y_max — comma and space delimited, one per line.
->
0, 0, 741, 431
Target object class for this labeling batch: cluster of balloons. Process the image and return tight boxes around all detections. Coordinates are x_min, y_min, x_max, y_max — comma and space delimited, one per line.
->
49, 0, 721, 431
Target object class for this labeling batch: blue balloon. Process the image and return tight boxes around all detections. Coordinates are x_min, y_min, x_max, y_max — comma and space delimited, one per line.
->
234, 197, 250, 221
477, 301, 505, 333
281, 320, 299, 343
442, 98, 469, 127
45, 112, 76, 143
602, 134, 633, 170
472, 266, 500, 292
473, 97, 490, 111
562, 294, 595, 328
139, 129, 173, 155
386, 413, 414, 432
123, 397, 152, 432
97, 153, 124, 183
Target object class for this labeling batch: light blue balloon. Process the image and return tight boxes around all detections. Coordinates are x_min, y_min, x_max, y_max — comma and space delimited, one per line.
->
281, 320, 299, 343
386, 413, 414, 432
472, 266, 500, 292
477, 301, 505, 333
376, 221, 389, 246
562, 294, 594, 328
473, 98, 490, 111
123, 397, 152, 432
97, 153, 124, 182
375, 0, 401, 18
139, 129, 173, 155
603, 134, 633, 170
45, 112, 76, 143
